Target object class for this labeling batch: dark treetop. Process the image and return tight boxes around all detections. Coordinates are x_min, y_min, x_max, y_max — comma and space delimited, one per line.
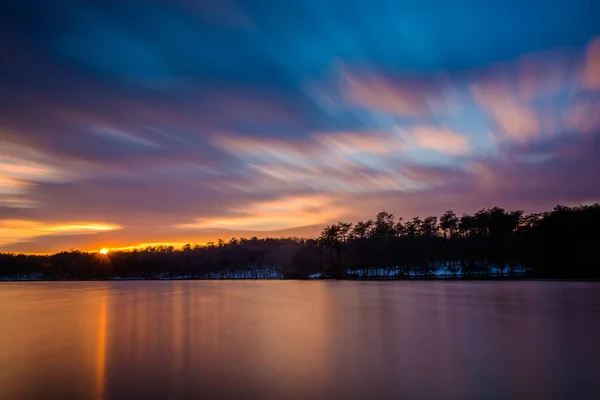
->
1, 204, 599, 280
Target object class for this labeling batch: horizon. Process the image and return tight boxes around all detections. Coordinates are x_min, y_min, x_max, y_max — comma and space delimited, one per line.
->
2, 0, 600, 253
3, 202, 596, 255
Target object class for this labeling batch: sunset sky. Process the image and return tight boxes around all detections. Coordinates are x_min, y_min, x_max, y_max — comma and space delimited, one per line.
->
1, 0, 600, 253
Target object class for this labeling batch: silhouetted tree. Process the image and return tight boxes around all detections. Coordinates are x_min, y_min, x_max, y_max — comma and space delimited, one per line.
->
2, 204, 599, 280
440, 210, 459, 238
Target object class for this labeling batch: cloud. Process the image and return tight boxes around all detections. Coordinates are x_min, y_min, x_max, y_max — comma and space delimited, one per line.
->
471, 81, 540, 143
90, 126, 161, 149
24, 175, 269, 226
0, 146, 69, 184
0, 143, 77, 208
0, 176, 31, 196
314, 131, 405, 155
215, 130, 434, 193
337, 66, 458, 117
516, 49, 575, 101
177, 194, 348, 231
215, 130, 405, 175
583, 36, 600, 90
215, 136, 319, 168
215, 126, 474, 196
401, 126, 470, 155
249, 164, 427, 194
0, 220, 121, 246
565, 100, 600, 134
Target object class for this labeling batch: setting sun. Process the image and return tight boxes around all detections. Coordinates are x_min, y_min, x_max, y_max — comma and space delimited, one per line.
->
99, 248, 108, 255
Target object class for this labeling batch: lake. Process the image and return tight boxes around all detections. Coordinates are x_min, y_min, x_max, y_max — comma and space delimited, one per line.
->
0, 281, 599, 399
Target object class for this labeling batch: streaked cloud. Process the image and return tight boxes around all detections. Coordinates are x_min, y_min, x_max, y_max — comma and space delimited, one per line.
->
314, 131, 405, 155
583, 36, 600, 90
90, 126, 161, 148
0, 154, 67, 184
471, 81, 540, 143
401, 126, 470, 155
0, 176, 31, 195
0, 220, 121, 246
516, 49, 575, 101
565, 100, 600, 134
0, 144, 75, 209
338, 66, 458, 117
177, 194, 349, 231
216, 131, 435, 193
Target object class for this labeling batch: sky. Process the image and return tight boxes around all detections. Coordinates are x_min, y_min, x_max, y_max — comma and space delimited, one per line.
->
1, 0, 600, 253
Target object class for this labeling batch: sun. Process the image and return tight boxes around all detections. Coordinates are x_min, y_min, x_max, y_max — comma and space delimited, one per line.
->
99, 248, 108, 255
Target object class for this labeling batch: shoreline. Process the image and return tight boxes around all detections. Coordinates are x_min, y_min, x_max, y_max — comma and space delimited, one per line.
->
2, 275, 597, 282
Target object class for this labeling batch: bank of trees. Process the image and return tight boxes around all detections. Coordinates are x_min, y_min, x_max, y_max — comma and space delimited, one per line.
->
1, 204, 599, 280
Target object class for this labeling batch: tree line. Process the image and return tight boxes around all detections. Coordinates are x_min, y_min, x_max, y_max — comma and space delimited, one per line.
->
1, 204, 599, 280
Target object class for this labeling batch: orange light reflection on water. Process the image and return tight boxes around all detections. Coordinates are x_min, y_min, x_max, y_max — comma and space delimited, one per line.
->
96, 295, 107, 397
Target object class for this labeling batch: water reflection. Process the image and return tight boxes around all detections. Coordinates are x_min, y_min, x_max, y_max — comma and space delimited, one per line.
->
97, 294, 106, 397
0, 281, 599, 400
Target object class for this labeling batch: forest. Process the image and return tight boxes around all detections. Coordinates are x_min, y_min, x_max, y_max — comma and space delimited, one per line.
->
1, 204, 599, 280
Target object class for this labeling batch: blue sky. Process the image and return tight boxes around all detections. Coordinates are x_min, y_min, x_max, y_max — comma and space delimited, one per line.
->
1, 0, 599, 252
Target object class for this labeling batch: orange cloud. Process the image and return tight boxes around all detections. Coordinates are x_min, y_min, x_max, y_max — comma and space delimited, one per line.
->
177, 194, 349, 231
342, 72, 422, 116
38, 223, 121, 234
583, 36, 600, 90
0, 145, 73, 208
213, 135, 321, 171
0, 220, 122, 246
314, 131, 405, 155
471, 82, 540, 142
0, 176, 31, 195
338, 66, 456, 117
402, 126, 470, 155
0, 158, 65, 183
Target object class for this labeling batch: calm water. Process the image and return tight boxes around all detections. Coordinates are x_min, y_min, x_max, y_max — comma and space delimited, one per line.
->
1, 281, 599, 400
